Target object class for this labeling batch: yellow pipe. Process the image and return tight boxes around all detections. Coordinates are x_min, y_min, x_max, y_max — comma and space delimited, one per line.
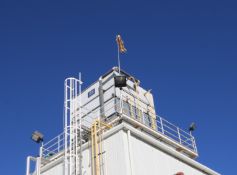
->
91, 123, 95, 175
94, 122, 100, 175
91, 119, 112, 175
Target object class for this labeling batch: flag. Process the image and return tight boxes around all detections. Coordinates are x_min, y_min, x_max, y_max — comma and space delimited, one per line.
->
116, 35, 127, 53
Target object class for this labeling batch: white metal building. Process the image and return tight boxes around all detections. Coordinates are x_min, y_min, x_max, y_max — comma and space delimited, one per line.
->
26, 67, 220, 175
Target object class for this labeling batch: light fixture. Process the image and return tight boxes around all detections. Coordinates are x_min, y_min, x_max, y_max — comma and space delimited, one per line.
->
189, 122, 196, 132
114, 75, 127, 88
31, 131, 44, 143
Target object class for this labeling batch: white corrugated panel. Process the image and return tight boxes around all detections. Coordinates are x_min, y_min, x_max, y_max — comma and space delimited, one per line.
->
41, 162, 63, 175
103, 130, 130, 175
130, 134, 208, 175
81, 148, 91, 174
102, 75, 114, 90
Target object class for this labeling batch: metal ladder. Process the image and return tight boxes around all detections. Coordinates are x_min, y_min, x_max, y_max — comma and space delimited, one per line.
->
64, 76, 83, 175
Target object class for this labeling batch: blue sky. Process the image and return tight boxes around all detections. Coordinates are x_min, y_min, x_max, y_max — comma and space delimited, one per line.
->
0, 0, 236, 174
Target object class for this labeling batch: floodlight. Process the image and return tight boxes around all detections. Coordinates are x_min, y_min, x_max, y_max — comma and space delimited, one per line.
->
31, 131, 44, 143
189, 122, 196, 132
114, 76, 127, 88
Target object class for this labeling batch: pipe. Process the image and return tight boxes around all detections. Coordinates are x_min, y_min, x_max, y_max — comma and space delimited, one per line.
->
99, 77, 105, 119
26, 156, 37, 175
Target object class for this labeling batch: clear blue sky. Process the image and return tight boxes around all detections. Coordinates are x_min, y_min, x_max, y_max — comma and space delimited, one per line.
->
0, 0, 236, 174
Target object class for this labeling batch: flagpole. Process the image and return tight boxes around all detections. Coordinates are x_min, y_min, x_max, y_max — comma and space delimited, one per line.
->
117, 42, 121, 74
116, 34, 126, 75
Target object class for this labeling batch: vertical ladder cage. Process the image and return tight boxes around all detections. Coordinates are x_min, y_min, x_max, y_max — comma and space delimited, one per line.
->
64, 74, 83, 175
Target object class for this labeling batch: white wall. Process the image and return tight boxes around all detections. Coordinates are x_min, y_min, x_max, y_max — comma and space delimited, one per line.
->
130, 134, 208, 175
40, 125, 218, 175
41, 162, 64, 175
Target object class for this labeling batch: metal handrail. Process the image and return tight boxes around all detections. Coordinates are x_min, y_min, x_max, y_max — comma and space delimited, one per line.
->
41, 95, 197, 159
120, 96, 197, 153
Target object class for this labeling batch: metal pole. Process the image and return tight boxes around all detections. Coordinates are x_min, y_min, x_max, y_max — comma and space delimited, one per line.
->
117, 42, 121, 74
79, 73, 83, 175
189, 131, 197, 153
69, 79, 72, 175
160, 117, 164, 134
26, 156, 30, 175
120, 93, 123, 114
75, 79, 78, 175
58, 135, 60, 152
177, 128, 181, 144
26, 156, 37, 175
36, 157, 41, 175
64, 79, 68, 175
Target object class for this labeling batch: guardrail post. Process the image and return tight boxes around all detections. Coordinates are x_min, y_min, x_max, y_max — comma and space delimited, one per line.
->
160, 117, 164, 134
177, 127, 181, 144
26, 156, 31, 175
141, 109, 145, 124
39, 145, 43, 158
189, 131, 197, 153
192, 136, 197, 153
37, 147, 43, 175
58, 135, 60, 152
120, 96, 123, 114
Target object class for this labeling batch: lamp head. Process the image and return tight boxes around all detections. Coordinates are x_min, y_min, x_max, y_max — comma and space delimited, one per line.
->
31, 131, 44, 143
189, 122, 196, 132
114, 75, 127, 88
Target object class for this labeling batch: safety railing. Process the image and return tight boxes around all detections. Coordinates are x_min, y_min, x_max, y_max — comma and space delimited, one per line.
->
41, 95, 197, 159
41, 132, 65, 159
121, 98, 197, 153
156, 116, 197, 152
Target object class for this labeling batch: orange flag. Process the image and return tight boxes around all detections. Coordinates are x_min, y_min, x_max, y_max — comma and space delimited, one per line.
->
116, 35, 127, 53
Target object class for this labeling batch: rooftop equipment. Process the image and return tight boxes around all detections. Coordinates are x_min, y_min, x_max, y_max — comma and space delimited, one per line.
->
25, 67, 219, 175
25, 35, 219, 175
